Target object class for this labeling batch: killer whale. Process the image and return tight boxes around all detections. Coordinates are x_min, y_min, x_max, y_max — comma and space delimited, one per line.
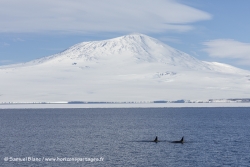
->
171, 136, 184, 143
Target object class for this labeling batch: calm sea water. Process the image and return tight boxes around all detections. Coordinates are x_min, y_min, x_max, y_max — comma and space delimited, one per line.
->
0, 108, 250, 167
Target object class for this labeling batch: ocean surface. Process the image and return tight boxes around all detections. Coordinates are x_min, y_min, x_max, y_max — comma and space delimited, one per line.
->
0, 108, 250, 167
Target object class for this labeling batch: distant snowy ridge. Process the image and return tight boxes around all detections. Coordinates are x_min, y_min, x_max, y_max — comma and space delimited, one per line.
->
1, 98, 250, 105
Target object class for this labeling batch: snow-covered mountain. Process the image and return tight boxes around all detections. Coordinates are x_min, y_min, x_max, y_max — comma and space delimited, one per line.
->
1, 33, 250, 103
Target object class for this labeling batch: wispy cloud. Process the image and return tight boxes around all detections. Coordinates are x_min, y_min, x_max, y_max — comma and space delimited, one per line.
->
1, 42, 10, 47
13, 38, 25, 42
0, 60, 12, 64
0, 0, 211, 34
157, 36, 182, 44
203, 39, 250, 65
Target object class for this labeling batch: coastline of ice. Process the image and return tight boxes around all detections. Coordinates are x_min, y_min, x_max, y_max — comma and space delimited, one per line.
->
1, 103, 250, 109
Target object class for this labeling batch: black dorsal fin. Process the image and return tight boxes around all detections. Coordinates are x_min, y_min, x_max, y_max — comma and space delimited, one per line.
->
180, 136, 184, 142
154, 136, 158, 142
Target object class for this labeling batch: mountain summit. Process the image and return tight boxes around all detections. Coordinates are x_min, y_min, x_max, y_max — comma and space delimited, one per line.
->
0, 34, 250, 103
26, 33, 248, 74
33, 33, 196, 64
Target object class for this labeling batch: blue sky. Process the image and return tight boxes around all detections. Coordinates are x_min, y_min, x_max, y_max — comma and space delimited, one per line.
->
1, 0, 250, 70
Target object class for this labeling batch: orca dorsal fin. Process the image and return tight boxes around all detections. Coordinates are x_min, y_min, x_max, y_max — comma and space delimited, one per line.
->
180, 136, 184, 142
154, 136, 158, 142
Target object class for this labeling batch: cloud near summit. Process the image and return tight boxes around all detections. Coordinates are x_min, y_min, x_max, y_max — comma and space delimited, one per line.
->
0, 0, 211, 34
203, 39, 250, 65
